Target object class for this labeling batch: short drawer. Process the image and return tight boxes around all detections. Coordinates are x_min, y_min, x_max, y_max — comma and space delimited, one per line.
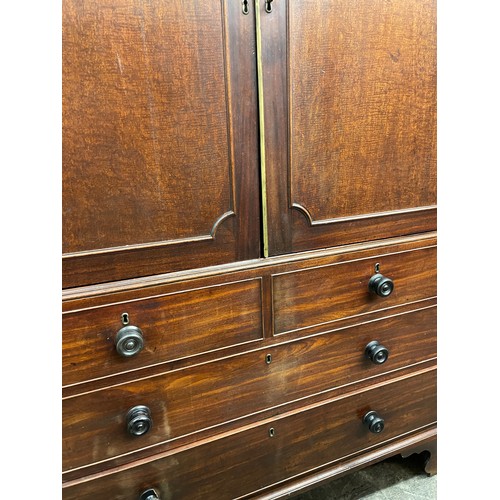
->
63, 368, 436, 499
62, 278, 263, 386
273, 245, 436, 335
63, 306, 436, 473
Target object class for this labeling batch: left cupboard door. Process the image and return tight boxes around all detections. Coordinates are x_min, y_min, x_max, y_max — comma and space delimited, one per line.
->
63, 0, 261, 288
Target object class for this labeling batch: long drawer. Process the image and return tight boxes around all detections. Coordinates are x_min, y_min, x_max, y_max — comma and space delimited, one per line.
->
63, 278, 263, 386
63, 306, 436, 473
63, 367, 437, 499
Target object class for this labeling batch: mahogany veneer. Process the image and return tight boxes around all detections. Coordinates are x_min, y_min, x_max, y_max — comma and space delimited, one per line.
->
63, 306, 436, 473
63, 368, 436, 499
62, 0, 437, 497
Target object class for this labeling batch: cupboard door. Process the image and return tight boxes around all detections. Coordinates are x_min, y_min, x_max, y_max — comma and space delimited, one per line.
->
63, 0, 260, 288
260, 0, 436, 256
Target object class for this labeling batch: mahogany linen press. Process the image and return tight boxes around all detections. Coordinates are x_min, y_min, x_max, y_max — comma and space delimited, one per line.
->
62, 1, 437, 498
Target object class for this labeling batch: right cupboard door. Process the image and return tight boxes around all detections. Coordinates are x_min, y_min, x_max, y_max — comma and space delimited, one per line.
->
260, 0, 437, 256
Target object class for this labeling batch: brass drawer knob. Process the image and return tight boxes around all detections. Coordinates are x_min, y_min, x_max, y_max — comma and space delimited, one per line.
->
115, 325, 144, 357
365, 340, 389, 365
368, 273, 394, 297
140, 489, 160, 500
127, 405, 152, 436
363, 410, 385, 434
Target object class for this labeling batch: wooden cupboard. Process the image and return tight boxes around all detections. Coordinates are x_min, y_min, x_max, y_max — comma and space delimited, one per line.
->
62, 1, 436, 498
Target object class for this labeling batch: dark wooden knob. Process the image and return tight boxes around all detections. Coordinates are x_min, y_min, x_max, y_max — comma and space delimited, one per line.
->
126, 405, 152, 436
365, 340, 389, 364
368, 273, 394, 297
363, 410, 385, 434
115, 325, 144, 357
140, 489, 160, 500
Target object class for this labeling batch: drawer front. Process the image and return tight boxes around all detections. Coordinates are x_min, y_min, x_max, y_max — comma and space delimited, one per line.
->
273, 245, 436, 335
63, 278, 263, 386
63, 368, 436, 499
63, 306, 435, 472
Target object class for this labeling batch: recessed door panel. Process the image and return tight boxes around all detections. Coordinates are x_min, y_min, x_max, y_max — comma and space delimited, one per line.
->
261, 0, 436, 255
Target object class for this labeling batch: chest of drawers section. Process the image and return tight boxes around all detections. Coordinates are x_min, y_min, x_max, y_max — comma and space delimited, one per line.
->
62, 234, 437, 497
64, 367, 436, 499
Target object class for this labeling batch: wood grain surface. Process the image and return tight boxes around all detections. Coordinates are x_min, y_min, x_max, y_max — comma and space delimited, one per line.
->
62, 0, 437, 495
259, 427, 436, 499
289, 0, 437, 220
62, 0, 260, 288
62, 235, 436, 394
273, 245, 436, 335
63, 233, 436, 303
63, 367, 436, 499
63, 278, 263, 387
261, 0, 436, 255
63, 306, 435, 473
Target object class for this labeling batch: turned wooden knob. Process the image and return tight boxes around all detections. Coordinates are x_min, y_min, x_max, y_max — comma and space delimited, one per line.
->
363, 410, 385, 434
115, 325, 144, 357
368, 273, 394, 297
126, 405, 152, 436
365, 340, 389, 365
